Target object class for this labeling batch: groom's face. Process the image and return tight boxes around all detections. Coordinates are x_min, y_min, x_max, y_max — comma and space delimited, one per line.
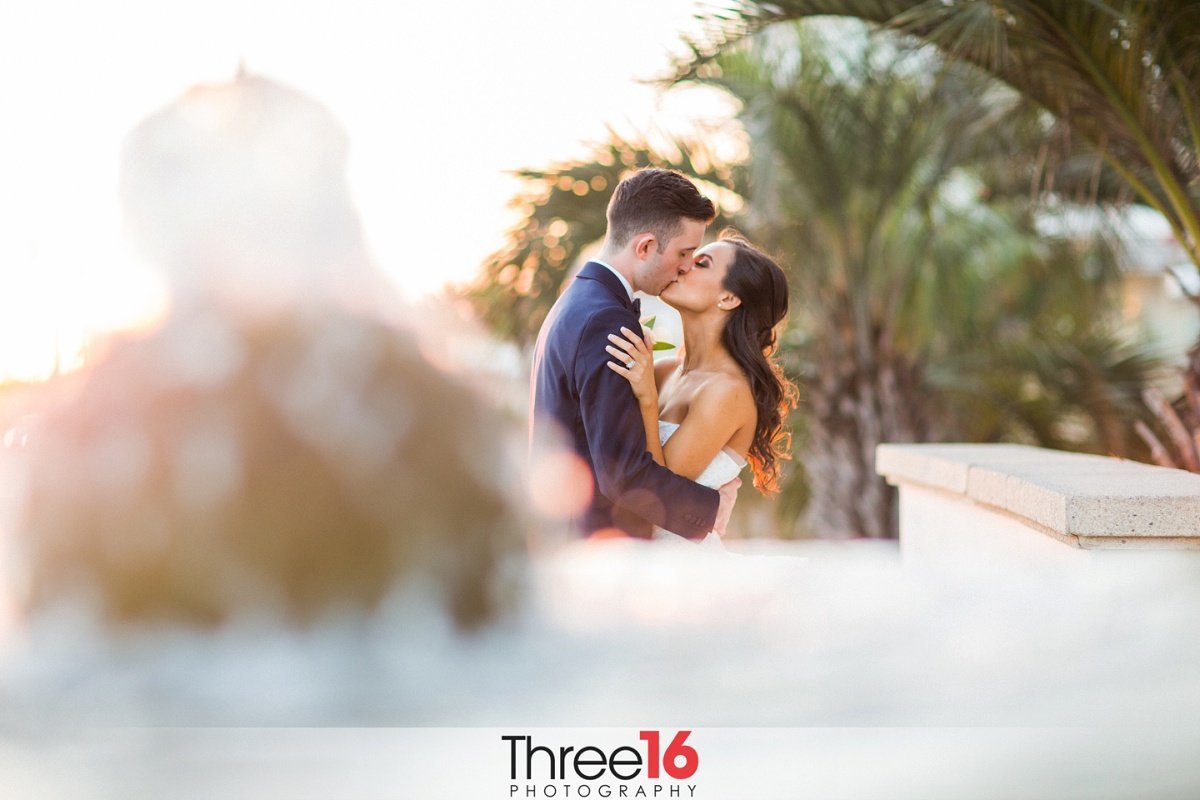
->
635, 217, 707, 296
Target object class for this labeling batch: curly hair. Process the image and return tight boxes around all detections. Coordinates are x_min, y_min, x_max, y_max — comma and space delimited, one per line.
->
717, 229, 799, 494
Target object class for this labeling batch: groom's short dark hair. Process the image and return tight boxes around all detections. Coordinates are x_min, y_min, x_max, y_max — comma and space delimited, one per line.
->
606, 169, 715, 253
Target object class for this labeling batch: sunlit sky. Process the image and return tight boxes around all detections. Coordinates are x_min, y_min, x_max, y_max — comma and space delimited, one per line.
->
0, 0, 738, 381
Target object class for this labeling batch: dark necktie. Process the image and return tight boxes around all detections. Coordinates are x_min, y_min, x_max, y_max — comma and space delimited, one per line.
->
631, 297, 641, 317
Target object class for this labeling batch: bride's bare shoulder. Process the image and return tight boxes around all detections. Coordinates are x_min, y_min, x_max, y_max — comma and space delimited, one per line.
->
693, 369, 755, 416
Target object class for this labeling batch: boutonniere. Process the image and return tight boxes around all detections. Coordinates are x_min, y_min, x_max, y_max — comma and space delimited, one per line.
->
640, 316, 676, 352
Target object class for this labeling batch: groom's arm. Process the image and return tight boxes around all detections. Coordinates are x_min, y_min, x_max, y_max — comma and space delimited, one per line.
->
575, 307, 719, 538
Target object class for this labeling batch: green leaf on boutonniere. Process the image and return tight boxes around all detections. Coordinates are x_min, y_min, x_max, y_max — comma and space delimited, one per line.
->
653, 341, 676, 351
642, 316, 656, 329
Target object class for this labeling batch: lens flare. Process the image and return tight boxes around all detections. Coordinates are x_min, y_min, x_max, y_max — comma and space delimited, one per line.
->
528, 449, 593, 519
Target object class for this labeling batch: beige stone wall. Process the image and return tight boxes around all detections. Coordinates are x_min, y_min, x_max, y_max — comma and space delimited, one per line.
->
877, 443, 1200, 570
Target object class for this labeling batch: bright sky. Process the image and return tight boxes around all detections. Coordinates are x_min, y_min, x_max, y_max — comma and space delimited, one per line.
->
0, 0, 737, 381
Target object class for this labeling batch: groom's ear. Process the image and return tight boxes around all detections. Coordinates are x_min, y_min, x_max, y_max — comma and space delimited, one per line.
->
632, 232, 656, 260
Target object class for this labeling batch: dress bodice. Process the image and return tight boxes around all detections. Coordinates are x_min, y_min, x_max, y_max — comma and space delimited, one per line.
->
657, 420, 747, 489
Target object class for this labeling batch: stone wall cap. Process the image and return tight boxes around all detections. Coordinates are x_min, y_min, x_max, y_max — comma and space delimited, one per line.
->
875, 443, 1200, 543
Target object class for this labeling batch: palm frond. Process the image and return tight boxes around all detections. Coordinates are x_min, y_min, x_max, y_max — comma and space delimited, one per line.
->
1141, 385, 1200, 470
686, 0, 1200, 269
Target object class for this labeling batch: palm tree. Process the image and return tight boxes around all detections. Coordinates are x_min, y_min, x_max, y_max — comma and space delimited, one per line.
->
684, 21, 1159, 536
678, 0, 1200, 468
1137, 350, 1200, 470
680, 1, 1200, 271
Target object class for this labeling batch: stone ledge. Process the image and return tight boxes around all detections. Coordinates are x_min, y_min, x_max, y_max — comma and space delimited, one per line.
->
876, 444, 1200, 548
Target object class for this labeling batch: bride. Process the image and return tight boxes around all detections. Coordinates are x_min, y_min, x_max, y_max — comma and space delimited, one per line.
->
605, 229, 798, 544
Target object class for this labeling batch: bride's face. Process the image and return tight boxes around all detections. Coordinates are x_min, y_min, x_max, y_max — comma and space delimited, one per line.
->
659, 241, 737, 313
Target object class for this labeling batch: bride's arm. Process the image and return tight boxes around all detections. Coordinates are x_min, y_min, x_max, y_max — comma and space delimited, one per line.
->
607, 329, 752, 480
658, 377, 750, 480
605, 326, 666, 467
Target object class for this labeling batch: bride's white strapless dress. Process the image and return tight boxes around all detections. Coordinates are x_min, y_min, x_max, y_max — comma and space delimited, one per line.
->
652, 420, 747, 548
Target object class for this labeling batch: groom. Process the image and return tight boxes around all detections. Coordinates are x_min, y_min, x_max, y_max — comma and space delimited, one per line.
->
530, 168, 739, 539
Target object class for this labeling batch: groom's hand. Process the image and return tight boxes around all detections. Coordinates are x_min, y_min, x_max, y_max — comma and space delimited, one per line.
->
713, 477, 742, 537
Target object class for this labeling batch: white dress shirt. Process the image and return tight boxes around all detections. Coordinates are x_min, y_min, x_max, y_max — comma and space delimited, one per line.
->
592, 258, 635, 303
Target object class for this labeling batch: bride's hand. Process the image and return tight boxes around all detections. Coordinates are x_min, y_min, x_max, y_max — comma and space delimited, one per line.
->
606, 326, 656, 407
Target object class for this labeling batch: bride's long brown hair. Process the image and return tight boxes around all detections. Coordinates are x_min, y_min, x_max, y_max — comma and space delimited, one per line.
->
717, 229, 798, 494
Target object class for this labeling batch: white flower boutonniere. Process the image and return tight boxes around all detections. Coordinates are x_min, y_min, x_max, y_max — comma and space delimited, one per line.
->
640, 315, 676, 352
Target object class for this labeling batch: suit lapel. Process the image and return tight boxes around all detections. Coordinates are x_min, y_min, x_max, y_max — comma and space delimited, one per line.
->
576, 261, 637, 313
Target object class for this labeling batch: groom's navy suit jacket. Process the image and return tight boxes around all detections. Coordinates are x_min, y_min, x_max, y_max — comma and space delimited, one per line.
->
530, 261, 719, 539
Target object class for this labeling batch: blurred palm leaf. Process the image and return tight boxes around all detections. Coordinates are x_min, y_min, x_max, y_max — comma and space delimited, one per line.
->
677, 0, 1200, 293
1136, 360, 1200, 471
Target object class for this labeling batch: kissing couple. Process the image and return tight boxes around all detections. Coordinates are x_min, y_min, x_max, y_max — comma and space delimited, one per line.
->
530, 168, 797, 545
